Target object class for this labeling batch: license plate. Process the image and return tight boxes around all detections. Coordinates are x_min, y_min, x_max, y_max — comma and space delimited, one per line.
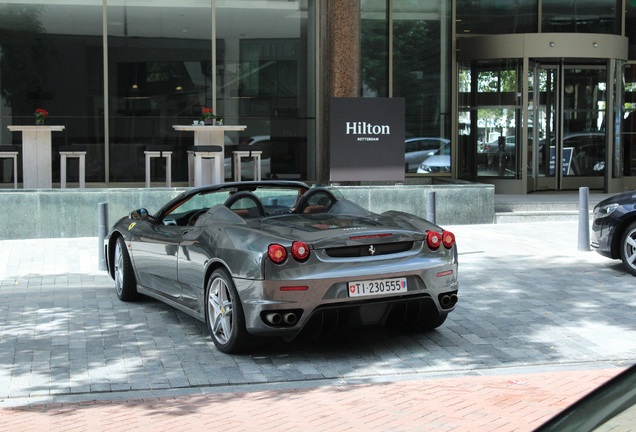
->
348, 277, 407, 298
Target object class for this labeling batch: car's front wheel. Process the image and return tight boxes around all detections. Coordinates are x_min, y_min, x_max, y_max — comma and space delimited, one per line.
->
114, 237, 140, 301
619, 221, 636, 276
205, 268, 256, 353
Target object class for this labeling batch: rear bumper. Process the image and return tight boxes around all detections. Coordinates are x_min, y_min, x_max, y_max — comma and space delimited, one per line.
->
236, 264, 458, 337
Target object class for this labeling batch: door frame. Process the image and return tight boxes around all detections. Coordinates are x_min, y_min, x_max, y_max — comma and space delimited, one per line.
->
531, 62, 608, 191
456, 33, 628, 194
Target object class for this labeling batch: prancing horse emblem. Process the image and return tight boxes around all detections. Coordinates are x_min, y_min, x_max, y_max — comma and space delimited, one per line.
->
368, 245, 376, 256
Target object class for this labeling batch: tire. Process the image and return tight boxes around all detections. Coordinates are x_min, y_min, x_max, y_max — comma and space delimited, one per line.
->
114, 237, 140, 301
619, 221, 636, 276
205, 268, 256, 353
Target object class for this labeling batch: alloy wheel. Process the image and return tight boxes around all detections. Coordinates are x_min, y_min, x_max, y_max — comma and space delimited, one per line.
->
208, 276, 234, 345
114, 240, 124, 297
622, 226, 636, 273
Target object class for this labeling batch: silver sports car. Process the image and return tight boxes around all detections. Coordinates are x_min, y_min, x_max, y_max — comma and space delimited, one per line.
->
104, 181, 459, 353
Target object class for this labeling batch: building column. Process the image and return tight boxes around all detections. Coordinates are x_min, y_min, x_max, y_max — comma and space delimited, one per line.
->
319, 0, 361, 182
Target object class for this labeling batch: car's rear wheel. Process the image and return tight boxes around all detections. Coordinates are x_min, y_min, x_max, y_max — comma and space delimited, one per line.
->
619, 221, 636, 276
205, 268, 256, 353
114, 237, 140, 301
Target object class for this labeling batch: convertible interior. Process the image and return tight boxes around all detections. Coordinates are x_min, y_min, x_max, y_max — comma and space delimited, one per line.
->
160, 187, 342, 227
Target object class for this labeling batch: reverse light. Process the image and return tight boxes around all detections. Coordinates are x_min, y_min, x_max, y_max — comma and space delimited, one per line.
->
427, 231, 442, 249
268, 244, 287, 264
291, 241, 310, 262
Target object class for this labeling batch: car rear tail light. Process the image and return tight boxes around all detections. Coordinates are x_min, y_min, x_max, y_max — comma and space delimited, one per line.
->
427, 230, 456, 250
442, 231, 456, 249
291, 241, 310, 262
268, 244, 287, 264
427, 231, 442, 249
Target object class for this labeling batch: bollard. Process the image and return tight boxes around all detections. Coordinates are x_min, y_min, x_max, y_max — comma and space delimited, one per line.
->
426, 191, 436, 224
98, 202, 108, 271
578, 187, 590, 251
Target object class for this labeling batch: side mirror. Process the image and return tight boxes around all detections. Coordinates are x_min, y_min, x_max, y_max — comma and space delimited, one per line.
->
129, 208, 149, 220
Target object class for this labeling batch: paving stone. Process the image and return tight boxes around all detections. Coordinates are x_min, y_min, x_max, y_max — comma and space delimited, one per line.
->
0, 223, 635, 415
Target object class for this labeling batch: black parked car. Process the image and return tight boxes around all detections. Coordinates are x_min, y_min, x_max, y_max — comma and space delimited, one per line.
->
591, 191, 636, 275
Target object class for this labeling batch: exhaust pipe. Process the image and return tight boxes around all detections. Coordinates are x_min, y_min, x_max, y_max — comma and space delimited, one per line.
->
450, 294, 458, 305
283, 312, 298, 326
265, 312, 283, 325
440, 295, 452, 308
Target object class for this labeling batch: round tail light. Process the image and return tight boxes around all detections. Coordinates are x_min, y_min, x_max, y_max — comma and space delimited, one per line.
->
268, 244, 287, 264
291, 241, 310, 262
427, 231, 442, 249
442, 231, 456, 249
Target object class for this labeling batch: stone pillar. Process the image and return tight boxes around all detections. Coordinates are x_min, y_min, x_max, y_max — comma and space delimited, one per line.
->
319, 0, 361, 182
328, 0, 360, 97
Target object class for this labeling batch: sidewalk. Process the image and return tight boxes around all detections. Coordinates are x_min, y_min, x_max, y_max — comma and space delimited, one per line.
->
0, 367, 624, 431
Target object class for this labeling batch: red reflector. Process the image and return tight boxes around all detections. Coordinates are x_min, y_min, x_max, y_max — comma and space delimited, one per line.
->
442, 231, 456, 249
427, 231, 442, 249
268, 244, 287, 264
436, 270, 454, 277
349, 233, 392, 240
280, 286, 309, 291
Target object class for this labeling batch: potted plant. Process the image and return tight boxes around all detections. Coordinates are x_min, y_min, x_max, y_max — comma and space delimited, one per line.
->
201, 107, 215, 125
35, 108, 48, 125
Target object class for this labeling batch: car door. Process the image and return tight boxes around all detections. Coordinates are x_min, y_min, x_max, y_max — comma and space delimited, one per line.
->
129, 221, 186, 300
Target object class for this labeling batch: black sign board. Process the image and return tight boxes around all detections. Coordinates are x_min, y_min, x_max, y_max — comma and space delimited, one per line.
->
330, 97, 405, 182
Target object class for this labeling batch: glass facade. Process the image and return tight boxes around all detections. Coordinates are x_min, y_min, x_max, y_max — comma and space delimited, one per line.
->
459, 59, 523, 178
0, 0, 315, 185
361, 0, 451, 174
0, 1, 636, 191
542, 0, 620, 34
456, 0, 537, 35
0, 1, 104, 183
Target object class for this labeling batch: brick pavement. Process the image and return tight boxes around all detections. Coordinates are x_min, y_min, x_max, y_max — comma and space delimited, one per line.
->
0, 368, 623, 431
1, 221, 635, 431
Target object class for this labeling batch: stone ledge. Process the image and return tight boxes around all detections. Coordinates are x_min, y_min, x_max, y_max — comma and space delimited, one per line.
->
0, 183, 495, 240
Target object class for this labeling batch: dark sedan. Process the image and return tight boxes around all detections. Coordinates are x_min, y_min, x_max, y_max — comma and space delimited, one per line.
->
104, 181, 459, 353
591, 191, 636, 275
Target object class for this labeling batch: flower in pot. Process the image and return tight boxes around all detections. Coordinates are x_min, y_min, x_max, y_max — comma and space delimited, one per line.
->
201, 107, 215, 125
35, 108, 48, 125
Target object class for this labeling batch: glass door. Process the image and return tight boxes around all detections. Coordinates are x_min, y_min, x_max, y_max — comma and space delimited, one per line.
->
532, 63, 607, 190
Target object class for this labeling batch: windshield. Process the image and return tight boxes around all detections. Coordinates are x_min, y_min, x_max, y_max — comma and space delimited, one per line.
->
164, 185, 307, 219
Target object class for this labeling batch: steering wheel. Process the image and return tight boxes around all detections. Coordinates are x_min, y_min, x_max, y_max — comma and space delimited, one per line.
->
187, 209, 208, 226
293, 188, 338, 214
223, 191, 266, 217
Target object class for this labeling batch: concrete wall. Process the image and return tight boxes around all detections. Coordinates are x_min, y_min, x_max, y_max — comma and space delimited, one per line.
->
0, 189, 183, 240
0, 183, 494, 240
338, 183, 494, 226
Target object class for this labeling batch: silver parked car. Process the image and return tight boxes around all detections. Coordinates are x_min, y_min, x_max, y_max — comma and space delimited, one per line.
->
405, 137, 451, 172
104, 181, 459, 353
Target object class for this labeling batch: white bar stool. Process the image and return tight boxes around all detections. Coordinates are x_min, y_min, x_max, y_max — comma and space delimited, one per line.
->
144, 146, 173, 188
232, 145, 263, 181
193, 145, 223, 187
59, 145, 87, 188
0, 145, 19, 189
